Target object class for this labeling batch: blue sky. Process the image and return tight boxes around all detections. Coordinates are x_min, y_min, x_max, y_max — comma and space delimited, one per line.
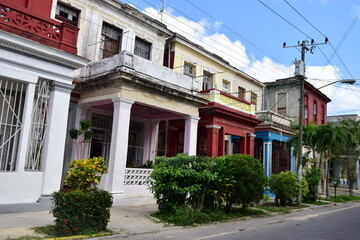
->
123, 0, 360, 116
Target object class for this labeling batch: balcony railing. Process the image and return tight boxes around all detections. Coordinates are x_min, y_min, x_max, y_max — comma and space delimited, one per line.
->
201, 89, 256, 115
0, 0, 78, 54
124, 168, 153, 185
256, 110, 292, 127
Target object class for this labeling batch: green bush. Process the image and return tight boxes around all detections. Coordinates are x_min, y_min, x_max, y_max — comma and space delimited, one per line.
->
269, 171, 308, 206
303, 167, 321, 202
148, 154, 215, 212
224, 154, 266, 212
205, 156, 235, 208
52, 189, 113, 236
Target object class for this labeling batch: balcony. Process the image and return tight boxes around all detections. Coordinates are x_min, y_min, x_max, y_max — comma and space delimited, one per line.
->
201, 89, 256, 115
0, 0, 78, 54
256, 110, 292, 128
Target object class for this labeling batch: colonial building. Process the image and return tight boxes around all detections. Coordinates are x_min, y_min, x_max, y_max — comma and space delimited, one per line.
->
255, 77, 331, 178
165, 33, 264, 157
0, 0, 88, 206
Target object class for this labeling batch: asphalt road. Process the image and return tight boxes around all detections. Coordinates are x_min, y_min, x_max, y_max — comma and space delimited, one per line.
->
122, 202, 360, 240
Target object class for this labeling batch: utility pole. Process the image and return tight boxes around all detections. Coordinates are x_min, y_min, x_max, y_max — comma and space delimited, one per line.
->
283, 38, 328, 205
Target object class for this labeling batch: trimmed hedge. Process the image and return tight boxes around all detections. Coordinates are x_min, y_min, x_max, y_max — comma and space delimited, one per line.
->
52, 189, 113, 236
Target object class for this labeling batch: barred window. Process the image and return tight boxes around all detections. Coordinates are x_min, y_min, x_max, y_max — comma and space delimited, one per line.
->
55, 2, 80, 26
134, 37, 151, 60
183, 62, 195, 77
251, 92, 257, 106
238, 87, 245, 100
277, 92, 287, 115
0, 78, 26, 171
202, 71, 213, 90
222, 80, 229, 93
101, 22, 122, 59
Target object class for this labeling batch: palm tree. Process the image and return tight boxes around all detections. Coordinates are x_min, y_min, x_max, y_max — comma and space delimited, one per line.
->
315, 124, 348, 200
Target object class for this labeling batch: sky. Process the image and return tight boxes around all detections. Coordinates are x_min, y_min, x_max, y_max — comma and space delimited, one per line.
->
122, 0, 360, 116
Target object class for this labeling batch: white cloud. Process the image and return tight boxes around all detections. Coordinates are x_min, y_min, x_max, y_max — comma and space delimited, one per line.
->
142, 7, 360, 116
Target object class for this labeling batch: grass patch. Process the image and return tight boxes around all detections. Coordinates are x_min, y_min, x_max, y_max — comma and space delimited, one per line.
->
6, 236, 43, 240
320, 195, 360, 203
31, 225, 114, 239
307, 201, 331, 206
255, 202, 307, 214
151, 206, 266, 226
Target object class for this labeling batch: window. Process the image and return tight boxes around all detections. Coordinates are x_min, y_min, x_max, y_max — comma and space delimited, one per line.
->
305, 108, 308, 119
25, 79, 51, 171
101, 22, 122, 59
321, 105, 325, 124
134, 37, 151, 60
313, 101, 318, 123
277, 92, 287, 115
238, 86, 245, 100
183, 62, 195, 77
222, 80, 229, 93
0, 78, 26, 171
55, 2, 80, 26
202, 71, 213, 90
251, 92, 257, 106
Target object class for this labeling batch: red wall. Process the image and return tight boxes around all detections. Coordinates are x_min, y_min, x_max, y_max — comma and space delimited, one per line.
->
11, 0, 52, 17
304, 91, 327, 126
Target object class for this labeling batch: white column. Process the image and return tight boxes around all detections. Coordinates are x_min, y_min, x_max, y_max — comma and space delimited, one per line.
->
16, 82, 36, 172
104, 97, 134, 194
184, 116, 200, 156
41, 82, 74, 196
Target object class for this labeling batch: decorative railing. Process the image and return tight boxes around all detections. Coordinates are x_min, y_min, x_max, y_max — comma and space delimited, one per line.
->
124, 168, 153, 185
0, 1, 78, 54
256, 110, 292, 127
201, 89, 256, 115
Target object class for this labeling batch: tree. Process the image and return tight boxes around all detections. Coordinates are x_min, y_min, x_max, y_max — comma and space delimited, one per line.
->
338, 119, 360, 196
315, 124, 349, 200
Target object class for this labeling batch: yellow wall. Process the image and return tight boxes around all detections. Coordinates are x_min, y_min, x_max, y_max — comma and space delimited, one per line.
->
171, 41, 264, 111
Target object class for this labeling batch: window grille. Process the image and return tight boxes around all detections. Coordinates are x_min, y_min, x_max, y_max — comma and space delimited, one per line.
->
183, 62, 195, 77
222, 80, 229, 93
202, 71, 213, 90
238, 86, 245, 100
55, 2, 80, 26
134, 37, 151, 60
0, 78, 26, 171
25, 79, 51, 171
90, 113, 112, 165
251, 92, 257, 106
100, 22, 122, 59
277, 92, 287, 115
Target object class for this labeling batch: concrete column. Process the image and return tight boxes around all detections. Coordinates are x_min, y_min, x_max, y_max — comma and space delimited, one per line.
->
290, 147, 296, 173
104, 98, 134, 194
184, 116, 200, 156
263, 140, 273, 178
16, 82, 36, 172
247, 133, 256, 156
218, 127, 225, 156
41, 82, 74, 196
205, 125, 221, 157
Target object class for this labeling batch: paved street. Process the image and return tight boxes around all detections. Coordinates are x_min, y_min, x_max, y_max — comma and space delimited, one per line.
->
106, 202, 360, 240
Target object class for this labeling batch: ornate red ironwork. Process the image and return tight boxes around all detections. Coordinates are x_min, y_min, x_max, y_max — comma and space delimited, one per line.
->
0, 1, 78, 54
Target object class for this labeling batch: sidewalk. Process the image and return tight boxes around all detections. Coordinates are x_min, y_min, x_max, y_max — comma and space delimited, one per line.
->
0, 204, 177, 239
1, 188, 358, 240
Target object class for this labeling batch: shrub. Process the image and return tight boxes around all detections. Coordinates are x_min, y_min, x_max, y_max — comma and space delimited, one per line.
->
64, 157, 107, 191
303, 166, 321, 202
52, 156, 112, 236
224, 154, 266, 212
148, 154, 215, 212
269, 171, 308, 206
52, 189, 113, 236
205, 156, 235, 208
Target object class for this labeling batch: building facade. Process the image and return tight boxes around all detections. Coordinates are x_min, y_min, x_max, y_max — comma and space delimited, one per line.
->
0, 0, 88, 205
166, 33, 264, 157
